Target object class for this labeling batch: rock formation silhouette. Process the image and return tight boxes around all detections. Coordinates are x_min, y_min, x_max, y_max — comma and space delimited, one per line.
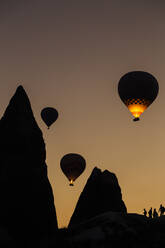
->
69, 167, 127, 227
0, 86, 58, 243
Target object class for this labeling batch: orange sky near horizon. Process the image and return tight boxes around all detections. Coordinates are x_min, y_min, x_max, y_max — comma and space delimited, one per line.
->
0, 0, 165, 228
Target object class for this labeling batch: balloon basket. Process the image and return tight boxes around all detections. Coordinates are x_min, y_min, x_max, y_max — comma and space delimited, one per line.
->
69, 183, 74, 186
133, 117, 140, 122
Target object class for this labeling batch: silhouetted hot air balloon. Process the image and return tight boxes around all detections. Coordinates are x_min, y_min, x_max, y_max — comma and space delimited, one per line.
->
60, 153, 86, 186
41, 107, 58, 129
118, 71, 159, 121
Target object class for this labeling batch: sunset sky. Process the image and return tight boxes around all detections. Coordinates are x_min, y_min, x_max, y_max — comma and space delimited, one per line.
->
1, 0, 165, 228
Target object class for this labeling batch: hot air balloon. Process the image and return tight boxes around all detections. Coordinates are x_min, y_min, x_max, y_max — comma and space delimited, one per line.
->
60, 153, 86, 186
118, 71, 159, 121
41, 107, 58, 129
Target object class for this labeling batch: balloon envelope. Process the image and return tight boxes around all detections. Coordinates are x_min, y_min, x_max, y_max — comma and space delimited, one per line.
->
41, 107, 58, 128
60, 153, 86, 186
118, 71, 159, 121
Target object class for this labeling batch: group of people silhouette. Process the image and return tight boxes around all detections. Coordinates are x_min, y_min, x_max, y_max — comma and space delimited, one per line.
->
143, 204, 165, 218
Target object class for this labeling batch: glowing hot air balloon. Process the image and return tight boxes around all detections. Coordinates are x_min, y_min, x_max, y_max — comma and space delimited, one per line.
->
41, 107, 58, 129
60, 153, 86, 186
118, 71, 159, 121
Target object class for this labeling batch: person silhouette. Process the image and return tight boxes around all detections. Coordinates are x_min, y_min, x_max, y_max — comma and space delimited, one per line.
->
148, 207, 152, 218
159, 204, 164, 216
143, 208, 147, 217
153, 208, 158, 218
